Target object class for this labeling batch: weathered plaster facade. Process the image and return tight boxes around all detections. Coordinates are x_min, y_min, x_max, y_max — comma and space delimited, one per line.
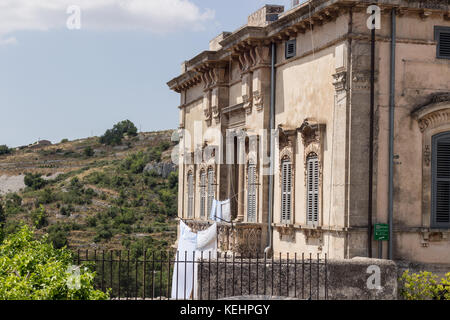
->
168, 0, 450, 264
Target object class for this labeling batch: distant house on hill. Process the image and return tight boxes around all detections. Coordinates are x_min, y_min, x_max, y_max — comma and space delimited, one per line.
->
29, 140, 52, 149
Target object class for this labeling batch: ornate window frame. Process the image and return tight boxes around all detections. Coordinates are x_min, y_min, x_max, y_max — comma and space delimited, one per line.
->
298, 120, 325, 227
412, 93, 450, 229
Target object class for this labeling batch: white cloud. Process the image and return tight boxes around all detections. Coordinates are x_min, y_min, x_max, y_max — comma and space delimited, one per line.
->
0, 36, 18, 45
0, 0, 215, 43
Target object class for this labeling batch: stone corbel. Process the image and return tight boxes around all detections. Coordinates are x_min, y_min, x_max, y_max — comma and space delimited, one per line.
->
211, 87, 220, 123
275, 225, 296, 241
242, 73, 253, 114
254, 45, 271, 67
304, 228, 323, 241
203, 90, 212, 126
253, 91, 263, 111
332, 71, 347, 93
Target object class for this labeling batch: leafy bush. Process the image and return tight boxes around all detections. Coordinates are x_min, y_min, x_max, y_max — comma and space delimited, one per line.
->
0, 225, 108, 300
0, 145, 12, 155
83, 146, 94, 157
24, 173, 47, 190
60, 138, 69, 143
99, 120, 137, 146
401, 270, 450, 300
0, 203, 5, 242
31, 205, 48, 229
35, 188, 55, 206
47, 223, 70, 249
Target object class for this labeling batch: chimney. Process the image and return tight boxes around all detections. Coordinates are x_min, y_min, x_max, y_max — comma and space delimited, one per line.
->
209, 32, 232, 51
247, 5, 285, 27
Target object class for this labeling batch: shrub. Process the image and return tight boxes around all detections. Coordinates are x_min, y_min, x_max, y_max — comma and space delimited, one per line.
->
401, 270, 450, 300
83, 146, 94, 157
31, 205, 48, 229
24, 173, 47, 190
60, 138, 69, 143
99, 120, 137, 146
0, 145, 12, 155
0, 225, 108, 300
36, 188, 55, 205
60, 204, 74, 216
47, 223, 69, 249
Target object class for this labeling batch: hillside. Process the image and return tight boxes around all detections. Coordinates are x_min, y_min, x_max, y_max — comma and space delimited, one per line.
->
0, 130, 178, 254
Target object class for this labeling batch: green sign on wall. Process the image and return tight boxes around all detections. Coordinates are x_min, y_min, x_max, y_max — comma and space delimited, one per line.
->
374, 223, 389, 241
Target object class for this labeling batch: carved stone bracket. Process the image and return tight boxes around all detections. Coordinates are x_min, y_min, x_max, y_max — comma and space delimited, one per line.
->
332, 71, 347, 93
253, 91, 263, 111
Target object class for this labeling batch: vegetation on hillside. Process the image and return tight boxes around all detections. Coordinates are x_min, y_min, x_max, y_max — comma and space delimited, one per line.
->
0, 122, 178, 256
0, 145, 12, 155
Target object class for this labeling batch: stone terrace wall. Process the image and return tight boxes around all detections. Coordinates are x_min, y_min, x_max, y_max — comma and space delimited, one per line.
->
195, 257, 398, 300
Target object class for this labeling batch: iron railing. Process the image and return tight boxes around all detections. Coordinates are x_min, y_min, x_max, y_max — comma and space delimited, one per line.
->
73, 250, 328, 300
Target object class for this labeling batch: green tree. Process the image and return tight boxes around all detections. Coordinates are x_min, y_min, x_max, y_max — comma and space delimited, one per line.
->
0, 225, 109, 300
99, 120, 138, 146
0, 202, 5, 242
24, 173, 47, 190
0, 145, 12, 155
83, 146, 94, 157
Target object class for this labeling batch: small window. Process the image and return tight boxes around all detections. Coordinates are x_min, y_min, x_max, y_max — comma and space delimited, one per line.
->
247, 163, 257, 222
207, 168, 215, 215
200, 170, 206, 217
432, 132, 450, 228
435, 26, 450, 59
281, 158, 292, 224
187, 172, 194, 218
285, 39, 296, 59
306, 154, 319, 226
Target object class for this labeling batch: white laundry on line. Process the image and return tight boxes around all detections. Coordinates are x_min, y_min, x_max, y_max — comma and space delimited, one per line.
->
193, 222, 217, 300
171, 221, 219, 300
171, 220, 197, 300
209, 199, 231, 222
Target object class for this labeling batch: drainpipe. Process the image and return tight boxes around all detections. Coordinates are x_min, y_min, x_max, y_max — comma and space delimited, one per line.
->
368, 9, 375, 259
264, 41, 276, 258
388, 8, 396, 260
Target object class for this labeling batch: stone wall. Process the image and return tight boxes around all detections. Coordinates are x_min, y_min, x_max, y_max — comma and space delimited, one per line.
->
195, 257, 398, 300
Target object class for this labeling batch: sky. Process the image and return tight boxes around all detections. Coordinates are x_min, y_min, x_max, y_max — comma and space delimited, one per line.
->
0, 0, 294, 147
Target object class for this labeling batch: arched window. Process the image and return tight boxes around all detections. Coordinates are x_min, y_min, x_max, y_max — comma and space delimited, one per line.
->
306, 153, 319, 225
207, 167, 215, 215
432, 132, 450, 228
200, 170, 206, 218
187, 171, 194, 218
281, 157, 292, 224
247, 162, 257, 222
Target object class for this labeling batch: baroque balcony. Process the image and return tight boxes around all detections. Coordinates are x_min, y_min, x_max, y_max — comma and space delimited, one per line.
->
183, 220, 263, 257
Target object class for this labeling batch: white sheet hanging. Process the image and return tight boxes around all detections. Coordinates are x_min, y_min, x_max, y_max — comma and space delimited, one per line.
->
209, 199, 218, 221
171, 221, 197, 300
209, 199, 232, 222
194, 223, 217, 299
220, 200, 231, 222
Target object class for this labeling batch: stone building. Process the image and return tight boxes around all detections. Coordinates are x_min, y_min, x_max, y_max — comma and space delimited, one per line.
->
167, 0, 450, 264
